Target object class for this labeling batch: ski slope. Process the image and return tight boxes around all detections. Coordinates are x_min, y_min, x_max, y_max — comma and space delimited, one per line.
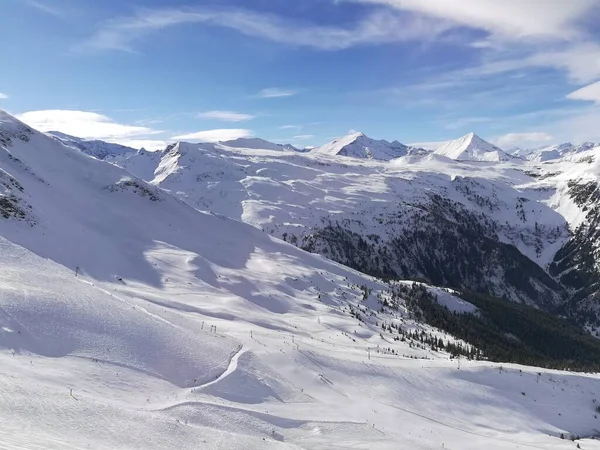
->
1, 111, 600, 449
1, 239, 600, 450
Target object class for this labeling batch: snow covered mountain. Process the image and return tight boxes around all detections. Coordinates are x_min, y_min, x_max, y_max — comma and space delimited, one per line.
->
525, 142, 600, 163
112, 129, 600, 328
312, 132, 421, 160
47, 130, 138, 161
0, 109, 464, 448
508, 147, 533, 158
3, 110, 600, 449
435, 132, 512, 161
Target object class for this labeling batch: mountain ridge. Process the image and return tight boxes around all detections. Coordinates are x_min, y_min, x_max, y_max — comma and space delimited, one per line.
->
112, 132, 600, 326
434, 132, 512, 162
311, 132, 417, 160
47, 130, 138, 161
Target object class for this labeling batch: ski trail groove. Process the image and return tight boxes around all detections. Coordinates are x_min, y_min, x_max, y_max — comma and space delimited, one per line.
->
195, 344, 244, 390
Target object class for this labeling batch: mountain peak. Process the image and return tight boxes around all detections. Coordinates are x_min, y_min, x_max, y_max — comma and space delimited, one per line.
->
434, 132, 509, 162
349, 131, 366, 139
312, 132, 408, 161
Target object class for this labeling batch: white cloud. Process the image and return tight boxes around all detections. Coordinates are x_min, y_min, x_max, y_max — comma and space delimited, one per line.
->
407, 141, 448, 151
0, 93, 8, 99
198, 110, 255, 122
16, 110, 163, 141
343, 0, 596, 41
523, 43, 600, 84
396, 43, 600, 110
486, 107, 600, 149
279, 124, 302, 130
292, 134, 314, 140
18, 0, 64, 17
172, 129, 253, 142
118, 139, 169, 151
567, 81, 600, 104
409, 43, 600, 95
493, 132, 553, 149
442, 116, 492, 130
550, 108, 600, 144
256, 88, 298, 99
79, 7, 451, 53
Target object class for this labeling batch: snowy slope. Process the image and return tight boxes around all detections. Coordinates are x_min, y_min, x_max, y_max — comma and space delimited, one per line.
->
526, 142, 600, 163
3, 238, 600, 450
119, 147, 170, 180
312, 132, 413, 160
48, 130, 138, 160
509, 147, 533, 158
2, 110, 600, 449
119, 138, 573, 308
529, 149, 563, 163
435, 133, 512, 162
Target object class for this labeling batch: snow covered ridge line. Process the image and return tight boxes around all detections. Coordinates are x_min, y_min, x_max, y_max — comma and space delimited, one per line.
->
311, 132, 428, 161
47, 130, 138, 161
514, 141, 600, 163
36, 114, 600, 165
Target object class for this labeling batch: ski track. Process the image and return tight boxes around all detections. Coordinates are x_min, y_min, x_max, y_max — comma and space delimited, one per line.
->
76, 276, 173, 327
194, 344, 245, 390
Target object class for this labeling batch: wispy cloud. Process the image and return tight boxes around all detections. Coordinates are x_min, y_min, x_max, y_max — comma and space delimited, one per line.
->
18, 0, 65, 18
292, 134, 314, 140
441, 116, 493, 130
0, 93, 8, 100
79, 6, 451, 53
465, 43, 600, 84
407, 140, 448, 151
172, 129, 253, 142
493, 132, 553, 149
117, 139, 168, 151
256, 88, 298, 99
550, 108, 600, 144
198, 110, 255, 122
567, 81, 600, 105
16, 110, 164, 141
489, 106, 600, 148
348, 0, 600, 124
404, 42, 600, 99
279, 124, 302, 130
134, 117, 164, 126
342, 0, 597, 41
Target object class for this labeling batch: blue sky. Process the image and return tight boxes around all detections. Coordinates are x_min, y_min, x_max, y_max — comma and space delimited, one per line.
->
2, 0, 600, 149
